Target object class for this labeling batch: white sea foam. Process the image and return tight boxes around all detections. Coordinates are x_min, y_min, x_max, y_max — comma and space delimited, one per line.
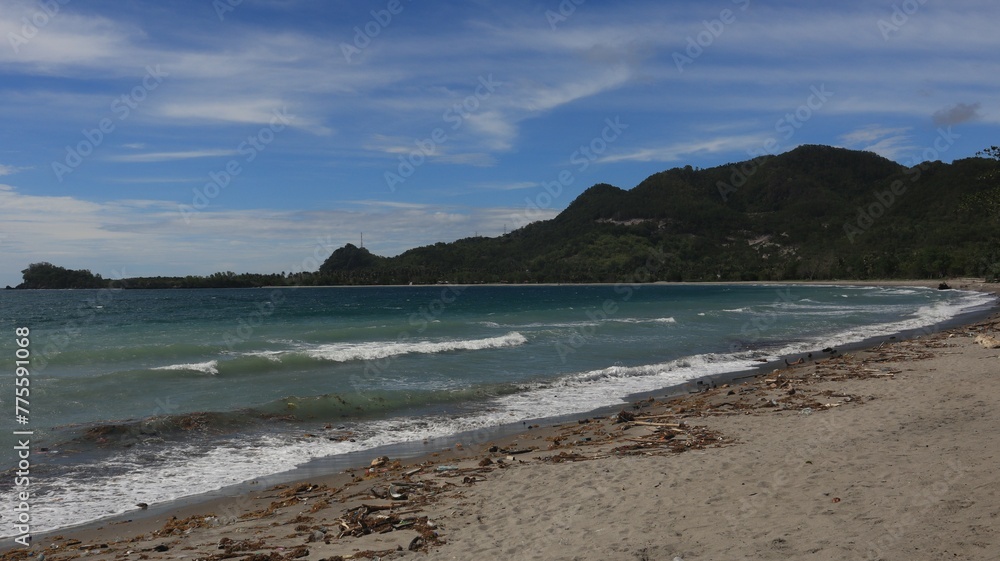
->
608, 317, 677, 324
151, 360, 219, 375
243, 351, 284, 362
303, 332, 528, 362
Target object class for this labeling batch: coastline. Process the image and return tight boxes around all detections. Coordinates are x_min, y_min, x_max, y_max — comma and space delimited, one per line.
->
3, 280, 999, 560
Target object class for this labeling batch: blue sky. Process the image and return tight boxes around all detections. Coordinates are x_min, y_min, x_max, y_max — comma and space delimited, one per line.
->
1, 0, 998, 286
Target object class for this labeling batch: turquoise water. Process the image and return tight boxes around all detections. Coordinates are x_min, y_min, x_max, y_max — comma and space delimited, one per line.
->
0, 284, 994, 535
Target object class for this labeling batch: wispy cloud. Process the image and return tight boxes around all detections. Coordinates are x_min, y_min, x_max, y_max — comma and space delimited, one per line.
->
839, 125, 912, 146
108, 150, 239, 163
473, 181, 538, 191
600, 134, 772, 164
364, 135, 496, 167
0, 164, 27, 176
863, 136, 918, 160
839, 125, 916, 160
107, 177, 202, 184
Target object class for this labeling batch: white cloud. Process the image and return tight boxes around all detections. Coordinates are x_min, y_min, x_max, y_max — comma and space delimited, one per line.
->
473, 181, 538, 191
838, 125, 916, 160
108, 150, 239, 163
364, 135, 496, 167
0, 164, 26, 176
434, 153, 497, 167
600, 134, 773, 164
839, 125, 912, 146
0, 0, 137, 69
859, 135, 918, 161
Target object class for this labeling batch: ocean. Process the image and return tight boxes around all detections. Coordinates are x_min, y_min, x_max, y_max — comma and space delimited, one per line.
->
0, 284, 995, 537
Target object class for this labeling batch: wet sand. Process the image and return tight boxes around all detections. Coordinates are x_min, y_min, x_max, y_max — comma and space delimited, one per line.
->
3, 281, 999, 560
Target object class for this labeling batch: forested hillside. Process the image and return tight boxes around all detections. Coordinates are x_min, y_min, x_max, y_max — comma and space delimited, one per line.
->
14, 145, 1000, 288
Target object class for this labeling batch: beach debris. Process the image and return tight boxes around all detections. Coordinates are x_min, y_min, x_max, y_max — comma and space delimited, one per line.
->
308, 530, 326, 543
331, 504, 440, 551
370, 456, 390, 468
500, 447, 534, 455
616, 410, 636, 423
409, 536, 426, 551
388, 485, 408, 500
974, 333, 1000, 349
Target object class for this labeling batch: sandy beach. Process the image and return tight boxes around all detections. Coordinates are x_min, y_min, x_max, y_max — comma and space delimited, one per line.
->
4, 281, 999, 561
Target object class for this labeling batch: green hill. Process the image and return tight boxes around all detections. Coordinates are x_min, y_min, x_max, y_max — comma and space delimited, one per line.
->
14, 144, 1000, 288
316, 144, 1000, 284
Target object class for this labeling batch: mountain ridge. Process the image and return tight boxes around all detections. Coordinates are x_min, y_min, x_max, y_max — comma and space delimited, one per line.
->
13, 144, 1000, 288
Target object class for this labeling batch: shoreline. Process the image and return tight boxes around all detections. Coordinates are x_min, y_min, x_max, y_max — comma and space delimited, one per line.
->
3, 280, 999, 559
